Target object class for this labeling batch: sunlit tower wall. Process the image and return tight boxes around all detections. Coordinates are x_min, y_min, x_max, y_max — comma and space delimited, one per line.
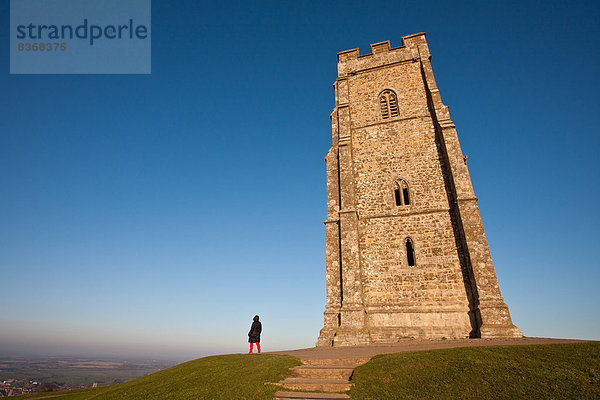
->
317, 33, 522, 347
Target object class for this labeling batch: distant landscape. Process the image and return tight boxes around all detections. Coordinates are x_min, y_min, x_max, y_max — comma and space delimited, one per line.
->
0, 357, 176, 396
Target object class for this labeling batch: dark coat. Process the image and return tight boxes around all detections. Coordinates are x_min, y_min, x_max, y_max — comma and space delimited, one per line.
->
248, 316, 262, 343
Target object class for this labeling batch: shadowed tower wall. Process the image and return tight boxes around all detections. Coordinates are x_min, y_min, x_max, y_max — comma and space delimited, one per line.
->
317, 33, 522, 347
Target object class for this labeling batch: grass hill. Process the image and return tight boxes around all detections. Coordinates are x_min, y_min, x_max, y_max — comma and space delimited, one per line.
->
18, 354, 300, 400
350, 342, 599, 399
18, 342, 599, 400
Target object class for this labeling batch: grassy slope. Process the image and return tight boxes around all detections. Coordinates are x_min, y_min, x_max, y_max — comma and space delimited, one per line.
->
18, 342, 600, 400
350, 342, 600, 400
18, 354, 301, 400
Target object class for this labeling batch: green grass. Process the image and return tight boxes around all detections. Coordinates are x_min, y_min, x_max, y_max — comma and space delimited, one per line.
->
17, 354, 301, 400
349, 342, 600, 400
18, 343, 600, 400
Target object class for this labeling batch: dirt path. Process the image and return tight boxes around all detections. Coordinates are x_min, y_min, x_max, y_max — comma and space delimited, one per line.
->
270, 337, 589, 360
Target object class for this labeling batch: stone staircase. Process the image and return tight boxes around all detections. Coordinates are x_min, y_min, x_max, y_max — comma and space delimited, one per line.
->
274, 357, 369, 400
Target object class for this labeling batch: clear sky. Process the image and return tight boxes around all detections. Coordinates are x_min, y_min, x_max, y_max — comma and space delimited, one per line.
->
1, 0, 599, 361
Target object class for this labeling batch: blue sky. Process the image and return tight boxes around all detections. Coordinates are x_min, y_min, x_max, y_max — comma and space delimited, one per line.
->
1, 0, 599, 360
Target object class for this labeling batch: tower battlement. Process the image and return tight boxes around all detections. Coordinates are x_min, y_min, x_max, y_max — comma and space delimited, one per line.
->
337, 33, 430, 76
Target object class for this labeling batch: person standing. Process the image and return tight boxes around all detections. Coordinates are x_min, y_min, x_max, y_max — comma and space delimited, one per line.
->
248, 315, 262, 354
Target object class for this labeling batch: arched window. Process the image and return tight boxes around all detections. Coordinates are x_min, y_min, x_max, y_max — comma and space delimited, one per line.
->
394, 179, 410, 206
379, 89, 399, 119
405, 238, 416, 266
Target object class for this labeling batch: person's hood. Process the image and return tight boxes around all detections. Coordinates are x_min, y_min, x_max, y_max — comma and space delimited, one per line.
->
253, 315, 259, 322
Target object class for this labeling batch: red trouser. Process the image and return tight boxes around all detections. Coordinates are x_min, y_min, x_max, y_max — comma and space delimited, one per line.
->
249, 343, 261, 353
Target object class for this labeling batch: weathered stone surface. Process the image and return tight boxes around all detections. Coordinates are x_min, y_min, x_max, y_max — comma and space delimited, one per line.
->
317, 33, 521, 347
275, 391, 350, 400
290, 365, 354, 380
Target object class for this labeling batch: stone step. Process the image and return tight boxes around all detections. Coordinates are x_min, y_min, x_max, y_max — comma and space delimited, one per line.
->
290, 365, 354, 380
278, 377, 351, 392
274, 391, 351, 400
300, 357, 369, 367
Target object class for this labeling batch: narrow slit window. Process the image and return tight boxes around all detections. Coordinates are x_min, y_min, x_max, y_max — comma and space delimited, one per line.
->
394, 179, 410, 206
389, 97, 399, 117
406, 238, 415, 266
379, 90, 399, 119
380, 97, 390, 119
394, 188, 402, 206
402, 187, 410, 205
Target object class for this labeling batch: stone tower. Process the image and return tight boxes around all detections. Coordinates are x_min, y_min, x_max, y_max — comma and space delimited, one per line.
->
317, 33, 522, 347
